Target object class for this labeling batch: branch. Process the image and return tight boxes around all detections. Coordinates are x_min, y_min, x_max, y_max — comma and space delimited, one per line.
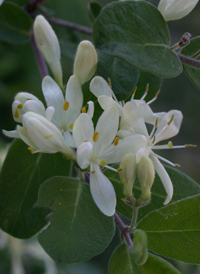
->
114, 213, 133, 247
176, 52, 200, 69
25, 0, 47, 14
48, 17, 92, 35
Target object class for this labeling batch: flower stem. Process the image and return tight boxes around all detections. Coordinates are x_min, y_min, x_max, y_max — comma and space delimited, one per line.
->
128, 206, 138, 233
25, 0, 47, 14
176, 52, 200, 69
114, 213, 133, 247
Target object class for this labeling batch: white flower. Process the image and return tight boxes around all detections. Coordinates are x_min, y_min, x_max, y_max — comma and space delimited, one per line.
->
158, 0, 199, 21
34, 15, 63, 88
0, 0, 4, 6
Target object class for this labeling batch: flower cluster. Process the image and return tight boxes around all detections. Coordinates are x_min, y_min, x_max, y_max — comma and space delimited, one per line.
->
3, 15, 194, 217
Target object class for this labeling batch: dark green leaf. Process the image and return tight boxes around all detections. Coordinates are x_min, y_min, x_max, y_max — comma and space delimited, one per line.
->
97, 51, 140, 101
93, 1, 182, 78
181, 37, 200, 91
108, 243, 143, 274
88, 2, 102, 22
105, 166, 200, 221
140, 253, 181, 274
36, 177, 115, 264
0, 139, 71, 239
0, 2, 32, 44
137, 194, 200, 264
60, 41, 78, 59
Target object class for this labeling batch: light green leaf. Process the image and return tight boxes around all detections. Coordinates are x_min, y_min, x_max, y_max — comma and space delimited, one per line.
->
0, 139, 71, 239
93, 1, 182, 78
140, 253, 181, 274
105, 166, 200, 221
0, 2, 32, 44
137, 194, 200, 264
36, 177, 115, 264
108, 243, 144, 274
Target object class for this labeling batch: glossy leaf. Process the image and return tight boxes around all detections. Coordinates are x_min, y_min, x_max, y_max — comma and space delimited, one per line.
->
0, 2, 32, 44
108, 243, 143, 274
137, 195, 200, 264
36, 177, 115, 264
105, 166, 200, 221
181, 37, 200, 91
93, 1, 182, 78
0, 139, 71, 239
140, 253, 181, 274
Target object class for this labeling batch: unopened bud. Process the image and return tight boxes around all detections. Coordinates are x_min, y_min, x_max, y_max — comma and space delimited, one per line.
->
158, 0, 199, 21
138, 156, 155, 201
133, 229, 148, 266
33, 15, 63, 88
73, 40, 98, 85
119, 153, 136, 197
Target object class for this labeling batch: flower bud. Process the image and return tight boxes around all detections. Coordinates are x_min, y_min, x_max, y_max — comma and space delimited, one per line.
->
158, 0, 199, 21
119, 153, 137, 197
138, 156, 155, 201
73, 40, 98, 85
133, 229, 148, 266
33, 15, 63, 88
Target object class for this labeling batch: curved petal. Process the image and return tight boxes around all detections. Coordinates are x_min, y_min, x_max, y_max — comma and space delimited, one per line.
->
123, 100, 153, 122
45, 106, 55, 121
63, 131, 75, 147
2, 129, 19, 138
136, 147, 151, 163
87, 101, 94, 119
17, 125, 38, 150
90, 76, 113, 97
144, 112, 166, 125
23, 100, 45, 116
150, 154, 173, 205
90, 164, 116, 216
98, 95, 123, 116
77, 142, 93, 169
73, 113, 94, 147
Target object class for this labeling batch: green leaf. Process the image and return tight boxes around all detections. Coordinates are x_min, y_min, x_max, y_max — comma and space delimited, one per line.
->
181, 37, 200, 91
60, 41, 78, 59
0, 139, 71, 239
97, 51, 140, 101
137, 194, 200, 264
88, 2, 102, 22
108, 243, 143, 274
93, 1, 182, 78
140, 253, 181, 274
105, 166, 200, 221
35, 177, 115, 264
0, 2, 32, 44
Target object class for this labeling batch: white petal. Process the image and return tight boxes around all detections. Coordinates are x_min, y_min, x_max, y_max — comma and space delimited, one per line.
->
98, 95, 123, 115
90, 76, 113, 97
63, 131, 75, 147
95, 106, 119, 155
23, 100, 45, 116
65, 75, 83, 124
12, 100, 23, 123
77, 142, 93, 169
17, 125, 38, 150
73, 113, 94, 148
144, 112, 166, 125
136, 147, 151, 163
90, 164, 116, 216
45, 106, 55, 121
2, 129, 19, 138
87, 101, 94, 119
123, 100, 153, 122
150, 154, 173, 205
128, 118, 149, 137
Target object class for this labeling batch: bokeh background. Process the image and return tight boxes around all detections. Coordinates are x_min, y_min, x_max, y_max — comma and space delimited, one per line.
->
0, 0, 200, 273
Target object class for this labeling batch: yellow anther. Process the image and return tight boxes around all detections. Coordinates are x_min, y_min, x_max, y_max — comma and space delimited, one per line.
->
185, 144, 197, 148
17, 104, 23, 109
93, 132, 99, 142
167, 115, 174, 126
60, 188, 63, 192
168, 141, 173, 148
145, 83, 149, 94
155, 118, 158, 129
175, 164, 180, 168
152, 135, 156, 144
100, 160, 107, 166
24, 127, 28, 134
28, 147, 35, 153
155, 89, 160, 98
121, 198, 124, 202
84, 139, 88, 142
45, 134, 53, 139
91, 170, 95, 174
117, 168, 123, 172
132, 86, 137, 96
114, 137, 119, 146
69, 123, 74, 130
108, 77, 112, 89
122, 179, 126, 183
14, 109, 19, 118
63, 101, 69, 111
82, 107, 86, 113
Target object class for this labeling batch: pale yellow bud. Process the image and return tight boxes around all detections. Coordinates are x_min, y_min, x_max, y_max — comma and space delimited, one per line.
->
73, 40, 98, 85
133, 229, 148, 266
119, 153, 136, 197
33, 15, 63, 88
138, 156, 155, 201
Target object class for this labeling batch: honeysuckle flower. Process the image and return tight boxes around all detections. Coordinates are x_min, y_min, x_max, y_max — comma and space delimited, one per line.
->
158, 0, 199, 21
0, 0, 4, 6
34, 15, 63, 88
73, 40, 98, 85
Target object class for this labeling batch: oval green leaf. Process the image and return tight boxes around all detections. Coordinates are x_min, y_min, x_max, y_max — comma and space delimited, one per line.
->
36, 177, 115, 264
93, 1, 182, 78
137, 194, 200, 264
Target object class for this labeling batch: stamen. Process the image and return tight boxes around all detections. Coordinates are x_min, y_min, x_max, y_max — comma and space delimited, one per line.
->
69, 123, 73, 130
63, 101, 69, 111
82, 107, 86, 113
152, 152, 180, 167
167, 115, 174, 126
91, 170, 95, 174
132, 86, 137, 99
45, 134, 53, 139
114, 137, 119, 146
168, 141, 173, 148
17, 104, 23, 109
152, 135, 156, 144
185, 144, 197, 148
117, 168, 123, 172
147, 90, 160, 105
100, 160, 107, 166
93, 132, 99, 142
84, 139, 88, 142
122, 179, 126, 183
105, 165, 118, 172
24, 127, 28, 134
108, 77, 112, 89
141, 83, 149, 100
14, 109, 19, 118
28, 147, 35, 153
149, 118, 158, 139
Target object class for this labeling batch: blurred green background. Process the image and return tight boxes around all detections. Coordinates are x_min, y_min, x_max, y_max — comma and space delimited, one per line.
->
0, 0, 200, 273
